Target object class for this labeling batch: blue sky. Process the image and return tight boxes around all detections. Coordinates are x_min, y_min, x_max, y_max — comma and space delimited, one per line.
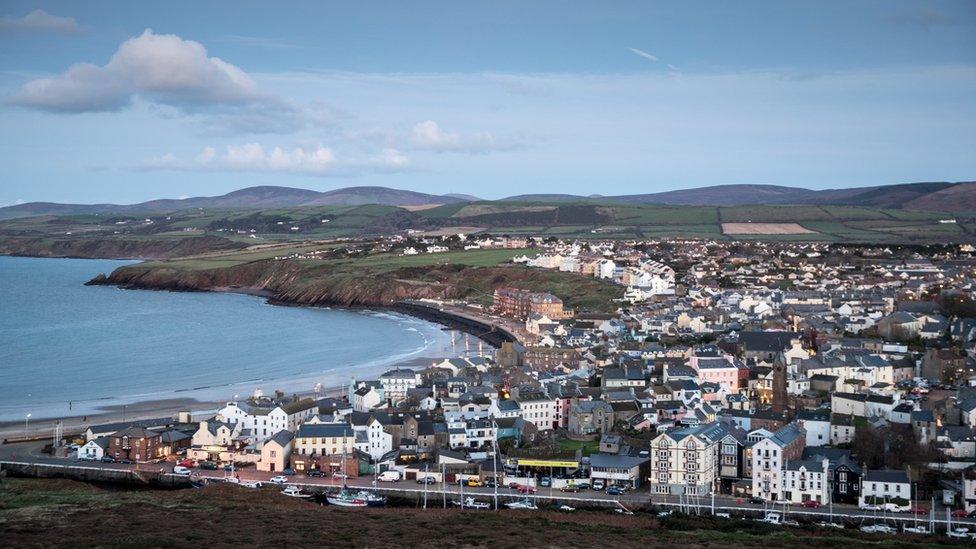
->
1, 1, 974, 204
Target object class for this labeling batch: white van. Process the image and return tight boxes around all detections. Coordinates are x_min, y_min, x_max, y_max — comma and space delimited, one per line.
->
173, 466, 192, 476
378, 470, 401, 482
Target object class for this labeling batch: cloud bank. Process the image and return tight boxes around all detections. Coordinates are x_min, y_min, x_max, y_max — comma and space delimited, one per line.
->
0, 9, 83, 34
12, 29, 261, 112
143, 143, 409, 176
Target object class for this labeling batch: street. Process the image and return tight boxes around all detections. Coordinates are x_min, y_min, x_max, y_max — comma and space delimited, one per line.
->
3, 439, 975, 531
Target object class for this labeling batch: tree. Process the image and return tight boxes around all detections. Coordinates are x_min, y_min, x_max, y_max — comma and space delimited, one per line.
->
852, 423, 885, 469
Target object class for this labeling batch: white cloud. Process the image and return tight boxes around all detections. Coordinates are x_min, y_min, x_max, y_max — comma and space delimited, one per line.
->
408, 120, 515, 153
142, 143, 409, 176
628, 47, 659, 62
0, 9, 83, 34
11, 29, 262, 113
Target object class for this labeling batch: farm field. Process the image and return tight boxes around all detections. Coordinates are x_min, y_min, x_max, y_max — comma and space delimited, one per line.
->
721, 223, 817, 235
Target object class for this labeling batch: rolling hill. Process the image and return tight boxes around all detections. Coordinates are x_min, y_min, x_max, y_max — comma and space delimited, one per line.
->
501, 181, 973, 210
0, 185, 472, 220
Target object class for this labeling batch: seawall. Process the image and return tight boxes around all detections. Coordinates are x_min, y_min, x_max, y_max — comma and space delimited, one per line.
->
392, 301, 519, 348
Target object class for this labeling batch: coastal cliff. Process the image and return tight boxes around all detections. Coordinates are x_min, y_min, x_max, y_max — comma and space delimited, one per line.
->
0, 235, 247, 260
87, 258, 620, 311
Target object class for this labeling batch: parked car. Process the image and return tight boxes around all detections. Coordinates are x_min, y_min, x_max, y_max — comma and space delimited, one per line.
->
466, 478, 483, 487
747, 496, 765, 504
332, 472, 349, 480
516, 484, 536, 494
607, 486, 624, 496
177, 459, 194, 468
561, 484, 580, 493
282, 468, 296, 476
802, 500, 822, 508
100, 456, 115, 463
951, 509, 970, 518
539, 477, 551, 487
416, 476, 437, 484
592, 479, 605, 491
118, 458, 133, 465
305, 469, 327, 477
223, 464, 234, 472
173, 466, 192, 476
269, 475, 288, 484
483, 479, 497, 488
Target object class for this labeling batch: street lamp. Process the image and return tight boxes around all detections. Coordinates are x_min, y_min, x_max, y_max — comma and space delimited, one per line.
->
25, 412, 31, 437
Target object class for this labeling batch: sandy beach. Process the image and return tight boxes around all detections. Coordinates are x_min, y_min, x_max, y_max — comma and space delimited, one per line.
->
0, 351, 466, 441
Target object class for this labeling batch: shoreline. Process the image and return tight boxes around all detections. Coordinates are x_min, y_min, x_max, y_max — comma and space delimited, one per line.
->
1, 256, 500, 437
0, 350, 465, 440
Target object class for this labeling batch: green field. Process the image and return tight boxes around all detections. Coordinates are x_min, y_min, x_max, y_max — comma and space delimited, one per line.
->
2, 200, 973, 245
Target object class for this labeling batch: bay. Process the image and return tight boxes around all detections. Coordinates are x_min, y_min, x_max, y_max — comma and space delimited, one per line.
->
0, 256, 463, 421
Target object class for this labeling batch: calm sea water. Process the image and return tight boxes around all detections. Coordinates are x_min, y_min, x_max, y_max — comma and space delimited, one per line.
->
0, 256, 461, 421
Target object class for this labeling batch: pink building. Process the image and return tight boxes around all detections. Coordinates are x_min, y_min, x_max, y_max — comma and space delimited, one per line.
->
689, 356, 741, 393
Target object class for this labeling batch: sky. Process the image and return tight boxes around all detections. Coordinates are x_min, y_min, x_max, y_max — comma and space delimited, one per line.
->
0, 1, 974, 205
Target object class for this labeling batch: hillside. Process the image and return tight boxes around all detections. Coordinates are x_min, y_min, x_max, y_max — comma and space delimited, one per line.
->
0, 185, 472, 220
498, 181, 972, 210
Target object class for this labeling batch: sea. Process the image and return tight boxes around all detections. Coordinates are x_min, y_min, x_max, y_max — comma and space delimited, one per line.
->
0, 256, 471, 422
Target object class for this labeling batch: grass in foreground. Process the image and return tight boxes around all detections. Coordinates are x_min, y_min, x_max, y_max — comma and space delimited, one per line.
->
0, 478, 961, 548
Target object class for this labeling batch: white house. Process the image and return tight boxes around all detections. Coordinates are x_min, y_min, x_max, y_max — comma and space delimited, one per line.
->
379, 368, 422, 402
351, 415, 394, 461
218, 399, 317, 442
517, 394, 557, 431
783, 458, 831, 504
78, 437, 108, 460
859, 469, 911, 509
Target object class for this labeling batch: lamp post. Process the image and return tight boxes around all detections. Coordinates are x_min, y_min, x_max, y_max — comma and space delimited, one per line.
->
25, 412, 31, 437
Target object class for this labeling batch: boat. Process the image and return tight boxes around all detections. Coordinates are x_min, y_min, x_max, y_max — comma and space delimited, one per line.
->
859, 523, 895, 534
356, 490, 388, 507
558, 504, 576, 512
281, 485, 311, 498
505, 498, 538, 510
240, 480, 262, 489
817, 521, 844, 529
902, 525, 929, 535
326, 488, 368, 507
454, 497, 490, 510
759, 512, 781, 525
947, 527, 972, 539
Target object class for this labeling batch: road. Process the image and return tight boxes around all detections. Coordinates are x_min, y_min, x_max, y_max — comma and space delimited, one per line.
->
4, 439, 975, 533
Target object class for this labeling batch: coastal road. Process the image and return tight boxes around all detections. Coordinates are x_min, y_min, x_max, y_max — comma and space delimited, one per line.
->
4, 441, 976, 531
